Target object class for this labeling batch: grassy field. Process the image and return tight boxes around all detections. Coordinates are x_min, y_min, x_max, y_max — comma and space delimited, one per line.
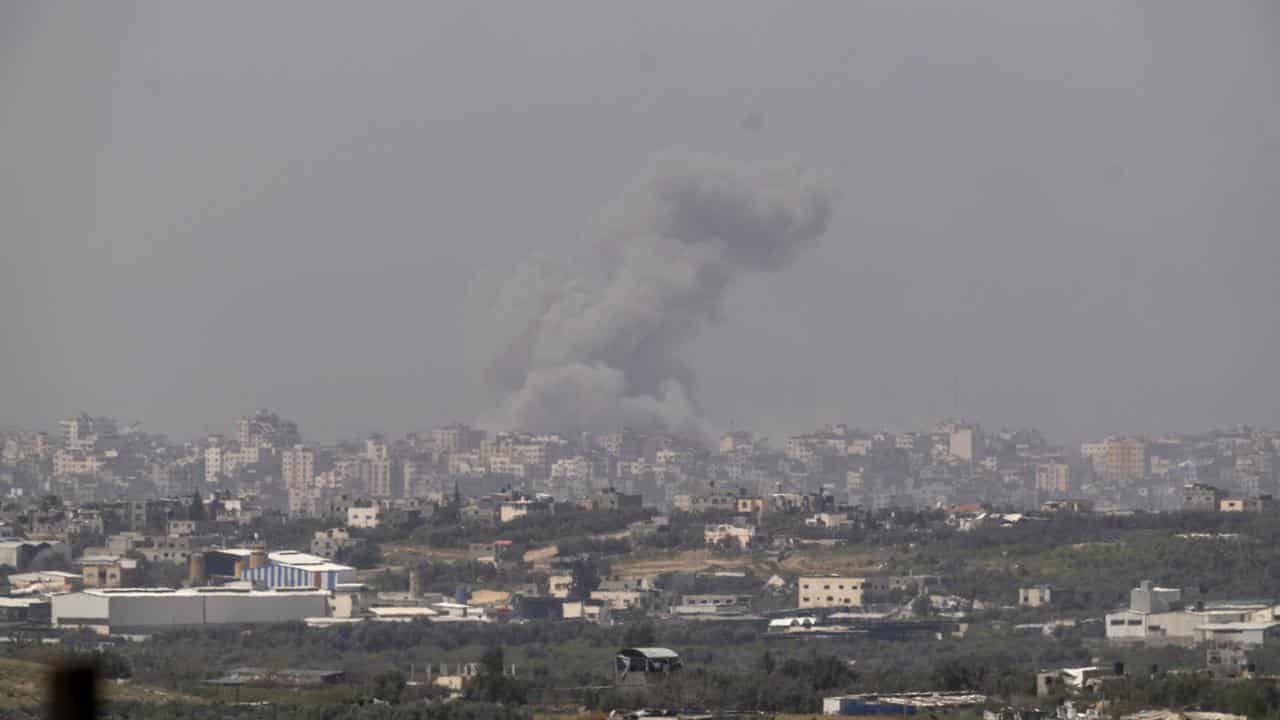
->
0, 657, 204, 711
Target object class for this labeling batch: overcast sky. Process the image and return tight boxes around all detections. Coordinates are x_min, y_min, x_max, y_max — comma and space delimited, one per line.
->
3, 1, 1278, 443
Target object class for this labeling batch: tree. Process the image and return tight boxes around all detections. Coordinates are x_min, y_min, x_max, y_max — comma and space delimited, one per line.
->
569, 557, 601, 599
473, 646, 527, 705
188, 492, 205, 522
622, 622, 656, 647
365, 669, 406, 703
337, 542, 384, 569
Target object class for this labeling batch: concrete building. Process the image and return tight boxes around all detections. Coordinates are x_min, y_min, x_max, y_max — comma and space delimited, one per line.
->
1195, 622, 1280, 647
78, 556, 139, 589
1220, 497, 1271, 513
0, 539, 71, 571
547, 574, 574, 599
1020, 586, 1057, 608
1035, 463, 1071, 495
799, 576, 866, 609
52, 588, 329, 633
1184, 484, 1227, 511
311, 528, 363, 558
499, 497, 553, 524
704, 523, 757, 549
347, 505, 381, 529
1105, 581, 1276, 645
1102, 437, 1147, 482
362, 458, 394, 498
0, 597, 51, 624
432, 423, 485, 453
282, 446, 316, 516
947, 424, 983, 463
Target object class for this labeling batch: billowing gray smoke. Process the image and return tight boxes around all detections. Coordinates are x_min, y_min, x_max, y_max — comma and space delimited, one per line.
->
478, 151, 834, 441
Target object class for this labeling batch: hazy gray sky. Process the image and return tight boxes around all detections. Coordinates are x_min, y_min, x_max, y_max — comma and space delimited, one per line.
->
3, 1, 1278, 443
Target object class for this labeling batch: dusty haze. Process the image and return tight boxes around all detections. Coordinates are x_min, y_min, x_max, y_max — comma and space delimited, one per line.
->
3, 1, 1278, 442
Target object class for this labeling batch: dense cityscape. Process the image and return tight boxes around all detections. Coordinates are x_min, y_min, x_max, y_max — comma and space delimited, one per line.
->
4, 412, 1280, 718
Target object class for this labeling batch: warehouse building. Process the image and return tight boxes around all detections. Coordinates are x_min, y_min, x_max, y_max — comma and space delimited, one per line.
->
51, 587, 329, 634
240, 551, 355, 590
0, 539, 71, 571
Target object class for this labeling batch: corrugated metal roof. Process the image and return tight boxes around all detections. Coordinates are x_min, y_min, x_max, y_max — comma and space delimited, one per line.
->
624, 647, 680, 659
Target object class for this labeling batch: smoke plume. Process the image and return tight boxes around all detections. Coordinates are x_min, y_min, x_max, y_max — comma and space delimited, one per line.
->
477, 151, 834, 441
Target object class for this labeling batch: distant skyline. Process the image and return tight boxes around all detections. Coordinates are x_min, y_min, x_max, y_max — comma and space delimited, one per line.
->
4, 1, 1279, 444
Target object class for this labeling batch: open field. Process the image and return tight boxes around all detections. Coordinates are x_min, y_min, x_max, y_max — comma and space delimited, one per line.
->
0, 657, 204, 711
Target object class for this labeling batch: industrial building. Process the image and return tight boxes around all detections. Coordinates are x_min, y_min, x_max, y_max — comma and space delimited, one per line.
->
51, 587, 330, 633
0, 539, 70, 571
237, 550, 355, 590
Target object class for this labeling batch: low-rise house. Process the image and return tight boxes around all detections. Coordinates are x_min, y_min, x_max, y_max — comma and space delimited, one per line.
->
807, 512, 852, 528
578, 489, 643, 512
799, 575, 865, 609
311, 528, 364, 558
1041, 499, 1094, 513
1219, 497, 1273, 513
498, 496, 554, 524
704, 523, 757, 549
590, 589, 656, 611
1020, 586, 1056, 608
77, 555, 139, 589
672, 593, 752, 615
1036, 666, 1118, 696
346, 505, 381, 529
547, 574, 574, 599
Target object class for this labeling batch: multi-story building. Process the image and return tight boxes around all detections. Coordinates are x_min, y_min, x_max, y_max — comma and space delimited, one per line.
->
1035, 462, 1071, 495
946, 423, 982, 463
797, 576, 865, 609
53, 449, 102, 478
282, 445, 316, 515
1102, 437, 1147, 482
1183, 483, 1226, 511
432, 423, 485, 453
362, 458, 394, 497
